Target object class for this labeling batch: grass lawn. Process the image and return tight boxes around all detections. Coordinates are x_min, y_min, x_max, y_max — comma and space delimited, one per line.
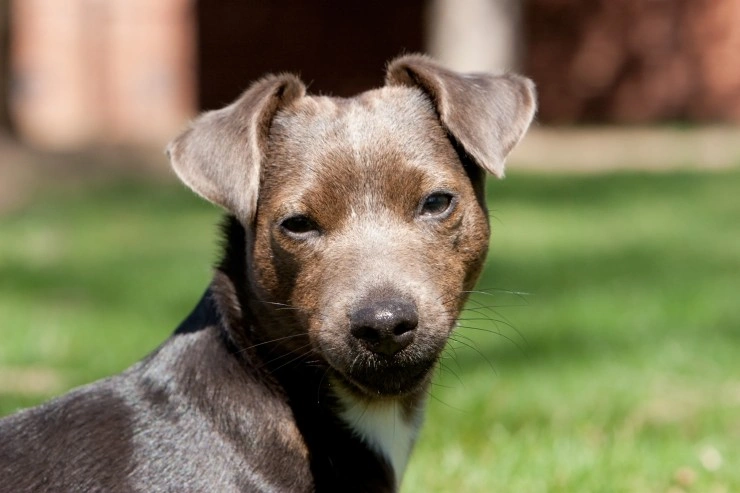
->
1, 170, 738, 492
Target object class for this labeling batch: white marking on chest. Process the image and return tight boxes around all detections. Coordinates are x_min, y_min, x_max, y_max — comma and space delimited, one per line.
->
335, 389, 423, 487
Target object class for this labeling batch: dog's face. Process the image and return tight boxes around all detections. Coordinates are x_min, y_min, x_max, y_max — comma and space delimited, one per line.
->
252, 88, 490, 396
168, 55, 536, 399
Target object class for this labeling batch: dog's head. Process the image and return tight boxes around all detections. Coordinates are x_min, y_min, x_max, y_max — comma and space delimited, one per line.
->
168, 55, 535, 399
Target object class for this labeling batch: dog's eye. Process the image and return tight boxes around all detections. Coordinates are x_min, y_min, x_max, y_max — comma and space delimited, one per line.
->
280, 215, 320, 238
420, 192, 455, 217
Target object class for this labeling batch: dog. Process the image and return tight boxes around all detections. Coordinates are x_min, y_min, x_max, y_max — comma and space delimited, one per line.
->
0, 55, 535, 492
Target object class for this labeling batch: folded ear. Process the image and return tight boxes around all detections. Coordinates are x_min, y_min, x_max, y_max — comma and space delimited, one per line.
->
386, 54, 536, 178
167, 74, 305, 220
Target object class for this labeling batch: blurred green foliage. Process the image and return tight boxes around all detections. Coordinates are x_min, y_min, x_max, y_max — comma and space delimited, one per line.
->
1, 171, 738, 492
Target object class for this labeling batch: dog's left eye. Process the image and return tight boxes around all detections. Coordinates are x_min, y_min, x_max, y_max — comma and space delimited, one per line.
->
420, 192, 455, 217
280, 215, 320, 238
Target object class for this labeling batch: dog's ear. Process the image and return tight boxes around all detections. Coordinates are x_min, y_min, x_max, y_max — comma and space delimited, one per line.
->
167, 74, 305, 220
386, 54, 536, 178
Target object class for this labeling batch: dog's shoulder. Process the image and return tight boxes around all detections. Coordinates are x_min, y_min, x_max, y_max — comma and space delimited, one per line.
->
0, 374, 136, 492
0, 303, 314, 492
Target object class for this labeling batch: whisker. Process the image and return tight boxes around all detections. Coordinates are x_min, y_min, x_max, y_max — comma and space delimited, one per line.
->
464, 302, 528, 310
428, 380, 455, 390
463, 288, 531, 304
441, 342, 463, 373
448, 335, 498, 375
466, 287, 531, 296
423, 387, 463, 413
235, 333, 309, 354
269, 348, 316, 373
455, 324, 527, 355
437, 360, 464, 388
457, 315, 527, 340
462, 300, 529, 346
259, 342, 314, 368
251, 300, 297, 308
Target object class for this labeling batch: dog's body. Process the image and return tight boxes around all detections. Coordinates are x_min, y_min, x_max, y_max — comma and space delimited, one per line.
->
0, 56, 535, 492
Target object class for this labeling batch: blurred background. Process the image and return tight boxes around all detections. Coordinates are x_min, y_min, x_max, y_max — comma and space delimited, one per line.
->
0, 1, 738, 491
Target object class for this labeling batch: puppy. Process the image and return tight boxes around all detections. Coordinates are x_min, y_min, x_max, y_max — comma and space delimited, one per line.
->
0, 55, 535, 492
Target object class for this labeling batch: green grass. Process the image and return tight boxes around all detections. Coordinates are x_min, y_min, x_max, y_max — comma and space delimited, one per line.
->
1, 170, 738, 492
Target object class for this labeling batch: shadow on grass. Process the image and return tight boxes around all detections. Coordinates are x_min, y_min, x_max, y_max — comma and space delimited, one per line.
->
444, 170, 740, 375
1, 170, 739, 390
488, 170, 716, 207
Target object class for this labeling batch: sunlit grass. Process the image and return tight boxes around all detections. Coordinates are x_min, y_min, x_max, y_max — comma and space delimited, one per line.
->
1, 170, 738, 491
406, 171, 740, 492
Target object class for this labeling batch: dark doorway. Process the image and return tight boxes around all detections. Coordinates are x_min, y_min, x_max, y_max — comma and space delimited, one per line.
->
196, 1, 426, 110
0, 0, 11, 131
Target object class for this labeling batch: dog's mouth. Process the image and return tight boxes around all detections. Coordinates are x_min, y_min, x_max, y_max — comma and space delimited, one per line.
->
327, 347, 439, 398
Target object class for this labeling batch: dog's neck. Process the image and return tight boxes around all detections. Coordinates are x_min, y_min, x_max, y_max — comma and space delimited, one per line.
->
205, 215, 426, 489
332, 379, 427, 486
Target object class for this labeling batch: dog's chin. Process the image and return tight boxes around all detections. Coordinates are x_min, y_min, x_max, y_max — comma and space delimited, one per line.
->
332, 354, 436, 399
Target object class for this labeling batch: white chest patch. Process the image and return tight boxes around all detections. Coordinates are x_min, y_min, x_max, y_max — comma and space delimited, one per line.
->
335, 387, 424, 487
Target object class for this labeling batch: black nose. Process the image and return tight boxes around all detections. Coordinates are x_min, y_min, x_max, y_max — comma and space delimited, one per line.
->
349, 298, 418, 356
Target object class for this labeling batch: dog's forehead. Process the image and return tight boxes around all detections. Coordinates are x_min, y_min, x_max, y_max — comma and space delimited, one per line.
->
268, 86, 456, 172
260, 87, 468, 220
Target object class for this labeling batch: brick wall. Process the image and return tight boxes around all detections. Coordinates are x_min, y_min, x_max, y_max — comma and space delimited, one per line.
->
9, 0, 196, 149
525, 0, 740, 123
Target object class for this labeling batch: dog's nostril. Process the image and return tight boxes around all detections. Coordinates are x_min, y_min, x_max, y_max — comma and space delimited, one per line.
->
393, 320, 416, 337
349, 299, 418, 356
351, 324, 381, 344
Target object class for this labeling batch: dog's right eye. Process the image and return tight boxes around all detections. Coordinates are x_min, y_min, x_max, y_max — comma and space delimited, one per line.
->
419, 192, 455, 218
280, 215, 320, 238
